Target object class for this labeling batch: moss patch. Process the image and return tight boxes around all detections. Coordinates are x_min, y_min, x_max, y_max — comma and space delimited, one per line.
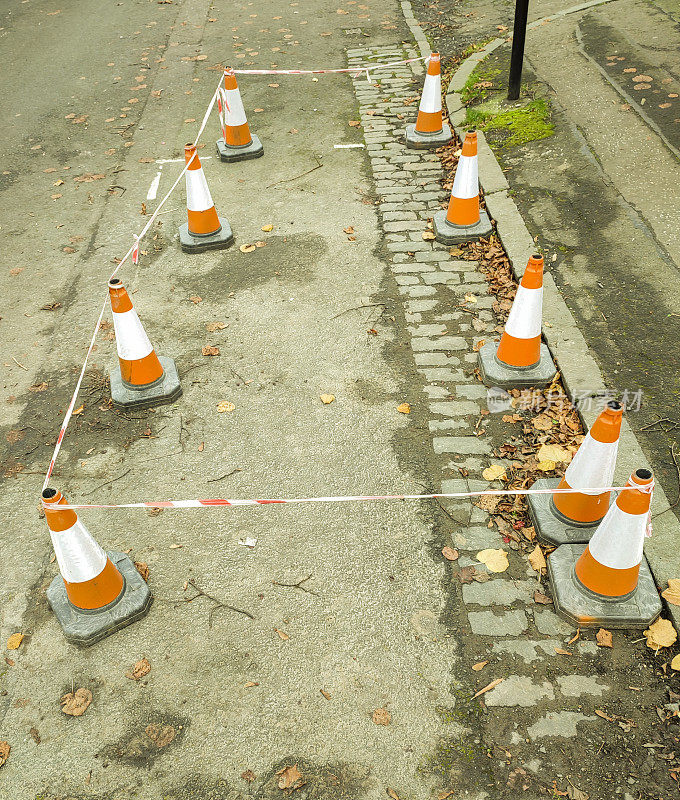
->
466, 98, 554, 147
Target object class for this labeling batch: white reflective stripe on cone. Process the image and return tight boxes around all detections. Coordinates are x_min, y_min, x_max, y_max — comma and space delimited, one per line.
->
588, 507, 646, 570
419, 74, 442, 113
185, 168, 214, 213
113, 308, 154, 361
504, 286, 543, 339
451, 155, 478, 199
50, 520, 107, 583
564, 435, 618, 495
224, 88, 247, 126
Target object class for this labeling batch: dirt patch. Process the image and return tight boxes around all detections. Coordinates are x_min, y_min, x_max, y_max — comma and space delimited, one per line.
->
97, 711, 189, 768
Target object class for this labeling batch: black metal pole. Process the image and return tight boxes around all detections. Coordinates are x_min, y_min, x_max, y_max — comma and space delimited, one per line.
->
508, 0, 530, 101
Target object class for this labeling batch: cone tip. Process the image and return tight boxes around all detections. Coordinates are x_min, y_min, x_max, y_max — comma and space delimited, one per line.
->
633, 467, 653, 484
42, 487, 59, 501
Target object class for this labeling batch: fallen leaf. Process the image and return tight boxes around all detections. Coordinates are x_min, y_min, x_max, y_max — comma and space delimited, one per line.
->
255, 241, 266, 248
532, 414, 553, 431
348, 120, 361, 127
145, 723, 175, 747
29, 727, 40, 744
261, 224, 274, 232
343, 226, 355, 234
125, 658, 151, 680
475, 494, 500, 513
387, 789, 400, 800
534, 591, 552, 604
633, 74, 653, 82
274, 628, 289, 641
442, 546, 458, 561
422, 231, 436, 240
372, 708, 391, 726
477, 548, 509, 573
568, 629, 581, 645
72, 405, 84, 415
473, 678, 503, 698
29, 382, 48, 392
134, 561, 149, 581
189, 295, 202, 304
206, 321, 227, 332
241, 770, 257, 782
464, 293, 477, 303
239, 243, 256, 253
0, 741, 9, 768
60, 688, 92, 716
528, 544, 547, 574
244, 680, 259, 688
537, 443, 571, 463
644, 618, 677, 650
201, 345, 220, 356
397, 402, 411, 414
320, 689, 331, 700
566, 784, 589, 800
482, 464, 506, 481
277, 764, 304, 790
537, 460, 557, 472
555, 648, 572, 655
457, 565, 490, 584
662, 579, 680, 605
472, 661, 488, 671
596, 628, 613, 648
671, 654, 680, 671
217, 401, 235, 413
6, 634, 24, 650
320, 394, 335, 404
74, 173, 105, 182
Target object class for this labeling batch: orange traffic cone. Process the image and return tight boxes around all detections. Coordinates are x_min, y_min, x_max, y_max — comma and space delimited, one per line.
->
108, 278, 182, 410
529, 401, 624, 545
405, 53, 452, 149
43, 487, 152, 645
433, 131, 492, 243
216, 68, 264, 163
179, 143, 234, 253
548, 468, 661, 628
478, 254, 557, 388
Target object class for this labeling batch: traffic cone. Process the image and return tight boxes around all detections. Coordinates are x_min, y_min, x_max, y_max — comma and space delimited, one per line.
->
178, 143, 234, 253
405, 53, 452, 149
548, 468, 661, 628
433, 131, 492, 244
108, 278, 182, 410
216, 69, 264, 163
477, 254, 557, 388
529, 401, 623, 545
43, 487, 152, 645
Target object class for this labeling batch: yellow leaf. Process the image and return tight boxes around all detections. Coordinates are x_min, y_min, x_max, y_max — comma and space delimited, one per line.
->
644, 618, 677, 650
477, 548, 509, 573
261, 224, 274, 232
537, 460, 556, 472
216, 401, 235, 413
421, 231, 435, 240
528, 544, 547, 574
464, 293, 477, 303
472, 660, 488, 671
662, 579, 680, 606
320, 394, 335, 404
482, 464, 506, 481
536, 443, 571, 463
6, 633, 23, 650
397, 402, 411, 414
671, 654, 680, 671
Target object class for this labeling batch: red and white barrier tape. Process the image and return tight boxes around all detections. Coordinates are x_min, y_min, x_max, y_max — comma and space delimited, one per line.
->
42, 78, 223, 491
42, 482, 653, 512
229, 55, 429, 78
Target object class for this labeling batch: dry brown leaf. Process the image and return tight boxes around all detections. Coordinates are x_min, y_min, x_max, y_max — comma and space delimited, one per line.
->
531, 414, 553, 431
457, 566, 490, 584
473, 678, 503, 698
277, 764, 304, 790
125, 658, 151, 680
596, 628, 613, 648
482, 464, 506, 481
206, 321, 227, 332
387, 789, 400, 800
29, 382, 48, 392
348, 120, 360, 127
534, 591, 552, 605
189, 295, 202, 304
528, 544, 547, 574
372, 708, 391, 726
662, 579, 680, 606
274, 628, 289, 641
0, 741, 9, 768
477, 548, 509, 573
201, 346, 220, 357
134, 561, 149, 581
241, 769, 257, 782
320, 394, 335, 404
217, 401, 235, 413
555, 648, 572, 656
441, 546, 458, 561
145, 723, 175, 747
74, 173, 105, 182
320, 689, 332, 700
343, 226, 355, 234
472, 661, 488, 671
422, 231, 435, 241
60, 688, 92, 716
397, 402, 411, 414
6, 633, 24, 650
644, 618, 677, 650
475, 494, 500, 513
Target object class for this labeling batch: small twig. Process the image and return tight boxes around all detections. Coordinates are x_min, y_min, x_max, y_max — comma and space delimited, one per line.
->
669, 443, 680, 510
82, 469, 131, 496
207, 468, 242, 483
272, 574, 319, 596
266, 157, 323, 188
11, 357, 28, 371
179, 362, 209, 378
184, 579, 255, 625
331, 303, 386, 320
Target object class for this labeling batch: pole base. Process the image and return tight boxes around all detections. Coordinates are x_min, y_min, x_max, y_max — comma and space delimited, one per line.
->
405, 123, 453, 150
179, 218, 234, 253
110, 355, 182, 411
433, 208, 493, 244
216, 134, 264, 163
477, 340, 557, 389
47, 551, 153, 647
528, 478, 613, 546
547, 544, 661, 629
